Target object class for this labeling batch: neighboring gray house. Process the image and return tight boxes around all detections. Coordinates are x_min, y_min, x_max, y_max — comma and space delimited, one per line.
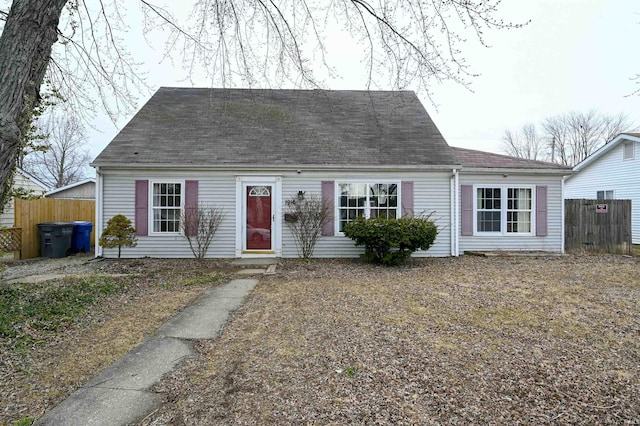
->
45, 178, 96, 200
0, 168, 49, 228
564, 133, 640, 244
92, 87, 571, 259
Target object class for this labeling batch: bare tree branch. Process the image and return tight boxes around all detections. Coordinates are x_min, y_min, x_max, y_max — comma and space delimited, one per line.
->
23, 113, 91, 188
505, 110, 637, 166
501, 124, 545, 161
0, 0, 527, 207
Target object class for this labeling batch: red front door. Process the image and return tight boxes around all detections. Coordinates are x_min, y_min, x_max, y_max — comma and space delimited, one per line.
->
246, 185, 272, 250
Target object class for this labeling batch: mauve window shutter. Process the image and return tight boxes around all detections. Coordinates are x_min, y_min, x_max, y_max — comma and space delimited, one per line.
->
321, 181, 334, 236
461, 185, 473, 236
401, 181, 414, 217
536, 185, 548, 236
185, 180, 199, 236
135, 180, 148, 236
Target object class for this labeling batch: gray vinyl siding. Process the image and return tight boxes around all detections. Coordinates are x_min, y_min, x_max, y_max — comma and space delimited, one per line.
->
565, 142, 640, 244
0, 172, 48, 228
101, 170, 237, 258
458, 174, 564, 254
281, 171, 452, 258
100, 169, 453, 258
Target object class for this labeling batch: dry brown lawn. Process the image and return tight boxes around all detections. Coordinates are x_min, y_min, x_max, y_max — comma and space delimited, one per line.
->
143, 254, 640, 425
0, 258, 234, 425
2, 254, 639, 425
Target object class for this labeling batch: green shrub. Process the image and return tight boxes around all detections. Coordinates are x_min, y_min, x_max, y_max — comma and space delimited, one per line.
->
99, 214, 137, 258
343, 215, 438, 266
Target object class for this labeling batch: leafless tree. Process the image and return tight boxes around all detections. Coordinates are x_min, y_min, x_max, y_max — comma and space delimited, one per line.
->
285, 193, 331, 259
501, 124, 545, 161
503, 111, 636, 166
180, 203, 225, 259
23, 114, 91, 188
544, 111, 635, 166
0, 0, 528, 206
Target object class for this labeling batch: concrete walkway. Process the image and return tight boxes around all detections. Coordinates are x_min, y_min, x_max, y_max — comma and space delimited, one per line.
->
35, 278, 258, 426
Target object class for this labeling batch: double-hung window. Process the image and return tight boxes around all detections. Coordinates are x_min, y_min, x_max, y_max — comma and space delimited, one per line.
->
337, 182, 398, 232
151, 182, 183, 233
476, 188, 501, 232
475, 186, 533, 234
596, 190, 614, 200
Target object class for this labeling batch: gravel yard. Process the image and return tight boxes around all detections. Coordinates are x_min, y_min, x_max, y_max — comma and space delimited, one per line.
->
141, 254, 640, 425
1, 253, 99, 281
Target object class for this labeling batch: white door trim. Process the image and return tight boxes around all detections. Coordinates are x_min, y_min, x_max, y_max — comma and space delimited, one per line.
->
235, 176, 282, 257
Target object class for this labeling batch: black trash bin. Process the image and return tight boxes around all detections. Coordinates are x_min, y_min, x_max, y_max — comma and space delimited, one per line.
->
37, 222, 75, 258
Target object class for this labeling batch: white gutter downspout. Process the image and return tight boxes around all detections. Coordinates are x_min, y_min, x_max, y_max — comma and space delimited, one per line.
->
561, 175, 566, 254
450, 168, 460, 257
95, 166, 103, 257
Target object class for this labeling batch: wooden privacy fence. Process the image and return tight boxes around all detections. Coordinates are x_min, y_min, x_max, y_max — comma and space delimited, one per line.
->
565, 199, 632, 254
14, 198, 95, 259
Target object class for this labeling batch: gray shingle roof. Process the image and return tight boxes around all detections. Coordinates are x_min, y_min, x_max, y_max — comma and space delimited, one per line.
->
93, 88, 460, 168
452, 147, 571, 171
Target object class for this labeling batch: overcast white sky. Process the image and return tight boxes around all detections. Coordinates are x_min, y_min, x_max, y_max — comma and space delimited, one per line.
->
88, 0, 640, 160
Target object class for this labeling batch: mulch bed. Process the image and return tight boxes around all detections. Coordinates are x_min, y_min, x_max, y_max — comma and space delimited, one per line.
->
141, 254, 640, 424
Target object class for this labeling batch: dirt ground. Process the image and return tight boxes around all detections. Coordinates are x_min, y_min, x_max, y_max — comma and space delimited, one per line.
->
2, 253, 639, 425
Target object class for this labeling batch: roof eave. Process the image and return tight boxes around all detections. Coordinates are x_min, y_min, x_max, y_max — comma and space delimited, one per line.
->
461, 167, 573, 175
90, 162, 463, 171
573, 133, 640, 172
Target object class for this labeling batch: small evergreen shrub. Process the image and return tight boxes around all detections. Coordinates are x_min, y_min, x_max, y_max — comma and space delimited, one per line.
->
99, 214, 137, 258
343, 215, 438, 266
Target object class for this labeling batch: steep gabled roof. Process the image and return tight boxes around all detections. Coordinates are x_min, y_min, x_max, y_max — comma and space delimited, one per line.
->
572, 133, 640, 172
452, 147, 571, 173
93, 88, 460, 169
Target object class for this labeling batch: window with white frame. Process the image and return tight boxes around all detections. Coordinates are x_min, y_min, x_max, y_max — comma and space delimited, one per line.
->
596, 190, 614, 200
476, 186, 533, 234
476, 187, 501, 232
506, 188, 532, 233
623, 142, 634, 160
152, 182, 182, 233
338, 182, 398, 232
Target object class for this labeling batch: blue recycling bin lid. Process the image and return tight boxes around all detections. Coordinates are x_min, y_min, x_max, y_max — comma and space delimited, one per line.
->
71, 221, 93, 231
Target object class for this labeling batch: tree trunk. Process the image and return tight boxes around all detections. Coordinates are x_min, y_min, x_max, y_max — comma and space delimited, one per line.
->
0, 0, 68, 200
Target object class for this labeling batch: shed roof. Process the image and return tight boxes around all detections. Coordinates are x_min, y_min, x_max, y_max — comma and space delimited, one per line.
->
44, 178, 96, 197
93, 88, 459, 168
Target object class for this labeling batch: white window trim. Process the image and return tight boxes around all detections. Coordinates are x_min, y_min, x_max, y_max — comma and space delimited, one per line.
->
148, 180, 185, 236
473, 184, 535, 236
335, 180, 401, 236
